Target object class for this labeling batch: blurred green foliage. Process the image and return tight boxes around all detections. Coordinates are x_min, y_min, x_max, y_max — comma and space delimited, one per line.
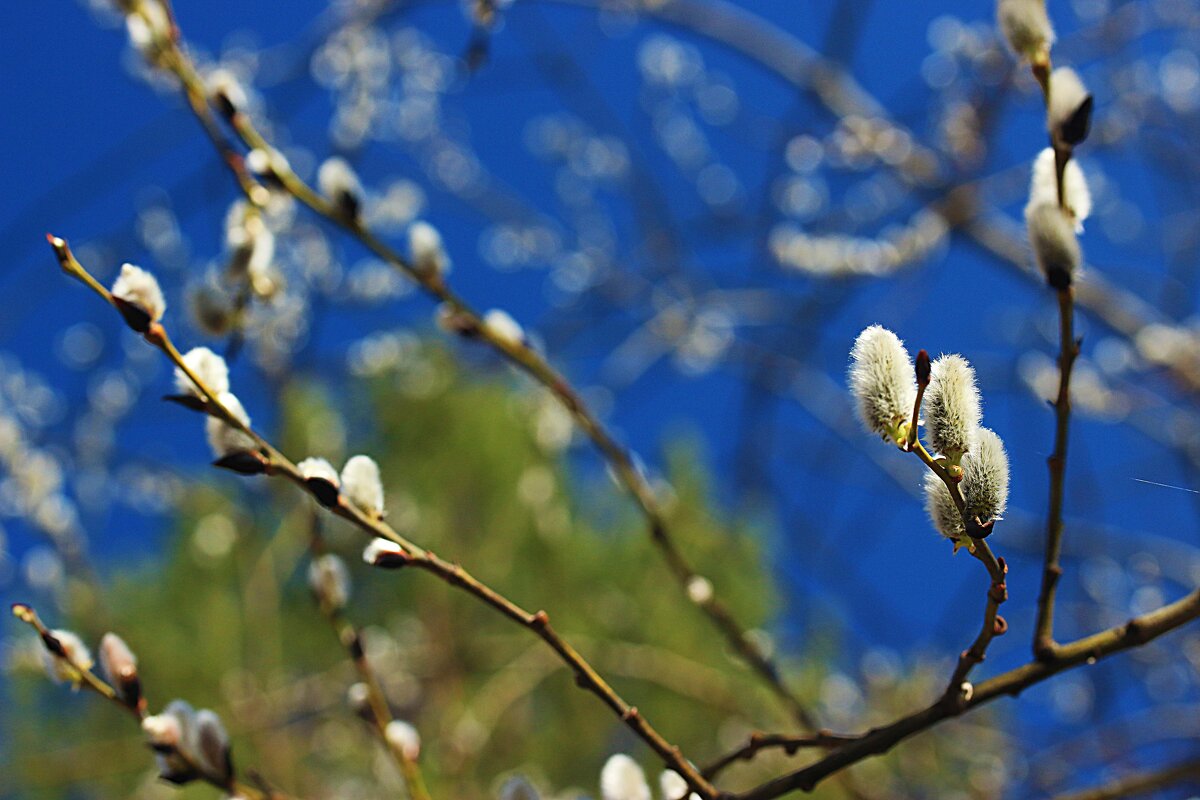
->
3, 343, 1005, 799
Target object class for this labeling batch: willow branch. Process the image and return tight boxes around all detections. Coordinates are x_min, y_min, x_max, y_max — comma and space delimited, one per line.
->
1048, 756, 1200, 800
47, 237, 718, 800
1035, 286, 1078, 657
700, 731, 858, 781
736, 588, 1200, 799
10, 603, 286, 800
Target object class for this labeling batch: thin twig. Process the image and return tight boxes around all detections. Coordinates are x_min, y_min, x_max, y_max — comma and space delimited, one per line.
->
700, 731, 858, 780
1035, 286, 1078, 658
47, 237, 719, 800
308, 519, 432, 800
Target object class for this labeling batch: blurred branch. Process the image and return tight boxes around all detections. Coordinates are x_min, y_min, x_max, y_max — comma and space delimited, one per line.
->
701, 731, 857, 780
308, 516, 432, 800
1048, 756, 1200, 800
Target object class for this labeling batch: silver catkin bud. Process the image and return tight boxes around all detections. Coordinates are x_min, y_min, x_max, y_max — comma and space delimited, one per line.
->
924, 427, 1010, 544
1025, 202, 1081, 288
848, 325, 917, 441
924, 354, 982, 460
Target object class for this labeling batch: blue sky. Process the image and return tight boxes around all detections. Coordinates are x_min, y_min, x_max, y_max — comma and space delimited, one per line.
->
3, 0, 1200, 792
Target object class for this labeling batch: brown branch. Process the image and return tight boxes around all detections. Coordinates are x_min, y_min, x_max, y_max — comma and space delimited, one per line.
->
735, 588, 1200, 799
1034, 286, 1078, 658
125, 5, 817, 734
47, 237, 719, 800
1048, 756, 1200, 800
700, 731, 858, 780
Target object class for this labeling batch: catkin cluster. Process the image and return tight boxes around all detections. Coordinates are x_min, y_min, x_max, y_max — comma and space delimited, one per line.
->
849, 327, 1010, 550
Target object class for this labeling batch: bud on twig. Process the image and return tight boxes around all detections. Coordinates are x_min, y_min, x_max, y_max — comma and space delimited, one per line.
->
1028, 148, 1091, 232
996, 0, 1054, 61
1025, 203, 1081, 289
915, 349, 931, 386
98, 632, 141, 709
192, 709, 234, 785
436, 304, 479, 337
1047, 67, 1093, 147
174, 347, 230, 399
924, 427, 1010, 550
848, 325, 917, 442
308, 553, 351, 612
111, 263, 166, 333
363, 537, 409, 568
384, 719, 422, 762
924, 355, 982, 462
298, 457, 341, 507
40, 628, 93, 688
341, 455, 385, 518
408, 221, 450, 277
483, 309, 526, 349
207, 68, 248, 119
660, 770, 700, 800
600, 754, 651, 800
317, 157, 363, 221
206, 392, 263, 474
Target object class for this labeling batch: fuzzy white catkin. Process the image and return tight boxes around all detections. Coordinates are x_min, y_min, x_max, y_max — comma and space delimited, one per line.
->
317, 157, 362, 205
848, 325, 916, 439
1047, 67, 1090, 141
660, 770, 699, 800
175, 347, 230, 397
125, 1, 170, 54
363, 537, 405, 565
246, 147, 290, 178
1025, 202, 1081, 283
341, 455, 384, 515
223, 202, 275, 282
483, 309, 525, 348
307, 553, 351, 610
191, 709, 232, 781
385, 720, 422, 761
41, 629, 93, 685
297, 457, 340, 486
206, 391, 255, 457
1027, 148, 1091, 231
924, 427, 1010, 542
600, 755, 651, 800
98, 632, 138, 684
142, 711, 183, 748
147, 700, 200, 782
346, 681, 370, 712
924, 354, 982, 458
996, 0, 1054, 58
408, 221, 450, 275
111, 263, 167, 323
207, 68, 247, 112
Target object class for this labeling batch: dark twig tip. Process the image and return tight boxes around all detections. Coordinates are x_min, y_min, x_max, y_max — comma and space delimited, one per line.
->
915, 349, 931, 385
213, 451, 268, 475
